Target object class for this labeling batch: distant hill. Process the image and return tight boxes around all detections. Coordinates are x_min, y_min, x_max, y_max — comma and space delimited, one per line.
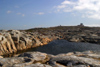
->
24, 25, 100, 32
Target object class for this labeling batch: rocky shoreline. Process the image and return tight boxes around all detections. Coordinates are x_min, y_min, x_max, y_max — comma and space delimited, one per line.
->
1, 26, 100, 66
0, 51, 100, 67
0, 30, 57, 56
1, 26, 100, 56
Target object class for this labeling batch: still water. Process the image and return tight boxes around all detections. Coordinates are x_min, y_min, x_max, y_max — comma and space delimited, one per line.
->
29, 40, 100, 55
4, 40, 100, 57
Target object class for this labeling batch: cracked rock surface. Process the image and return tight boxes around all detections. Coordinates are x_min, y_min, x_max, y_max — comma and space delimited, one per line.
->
0, 51, 100, 67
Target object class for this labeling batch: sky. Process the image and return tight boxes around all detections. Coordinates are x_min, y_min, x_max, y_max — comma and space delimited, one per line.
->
0, 0, 100, 30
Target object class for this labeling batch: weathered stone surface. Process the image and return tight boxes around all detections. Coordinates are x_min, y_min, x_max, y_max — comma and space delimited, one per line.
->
0, 56, 3, 58
1, 26, 100, 56
0, 30, 53, 56
0, 34, 16, 55
24, 63, 52, 67
0, 52, 50, 67
49, 51, 100, 67
25, 26, 100, 44
0, 57, 26, 67
1, 26, 100, 67
0, 51, 100, 67
18, 52, 50, 63
4, 33, 17, 52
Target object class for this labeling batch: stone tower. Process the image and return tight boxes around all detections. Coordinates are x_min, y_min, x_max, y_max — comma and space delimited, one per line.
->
78, 23, 84, 27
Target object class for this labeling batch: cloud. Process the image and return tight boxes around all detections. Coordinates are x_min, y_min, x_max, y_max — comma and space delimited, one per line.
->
57, 5, 66, 9
73, 0, 100, 11
86, 14, 100, 19
55, 0, 100, 19
37, 12, 44, 15
22, 14, 25, 17
86, 24, 100, 27
7, 10, 11, 14
61, 0, 75, 5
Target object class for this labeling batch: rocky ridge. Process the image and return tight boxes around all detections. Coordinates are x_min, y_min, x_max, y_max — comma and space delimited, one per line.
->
26, 26, 100, 44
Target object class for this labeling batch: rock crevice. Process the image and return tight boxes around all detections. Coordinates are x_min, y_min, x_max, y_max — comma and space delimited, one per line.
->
0, 30, 54, 56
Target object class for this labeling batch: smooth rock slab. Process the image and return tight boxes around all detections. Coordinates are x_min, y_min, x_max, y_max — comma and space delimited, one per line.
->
18, 52, 50, 63
0, 52, 49, 67
25, 63, 52, 67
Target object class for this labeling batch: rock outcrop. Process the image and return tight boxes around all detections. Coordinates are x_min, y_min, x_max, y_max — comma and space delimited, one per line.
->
0, 52, 50, 67
26, 26, 100, 44
1, 26, 100, 56
0, 51, 100, 67
1, 26, 100, 67
0, 30, 56, 56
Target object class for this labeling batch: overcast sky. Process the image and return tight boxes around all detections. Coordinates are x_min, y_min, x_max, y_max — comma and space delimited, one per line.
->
0, 0, 100, 30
